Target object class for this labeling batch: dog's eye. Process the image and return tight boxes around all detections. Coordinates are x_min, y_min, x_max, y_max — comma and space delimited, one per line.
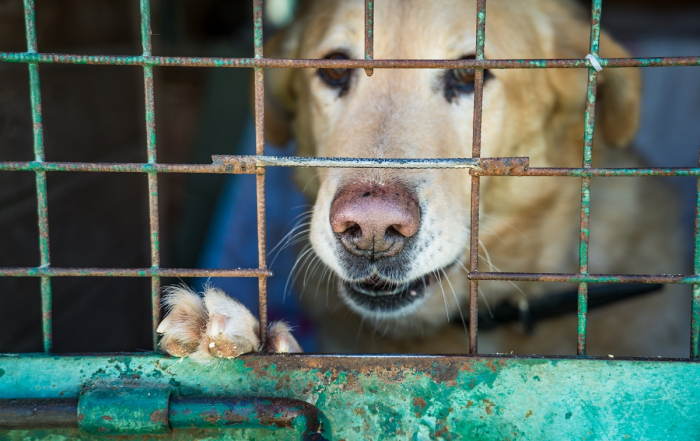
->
452, 68, 476, 88
318, 53, 352, 91
444, 56, 492, 103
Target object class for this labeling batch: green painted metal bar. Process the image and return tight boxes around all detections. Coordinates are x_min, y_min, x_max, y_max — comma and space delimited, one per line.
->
575, 0, 602, 356
468, 272, 700, 284
2, 354, 700, 440
364, 0, 374, 76
23, 0, 52, 354
468, 0, 487, 355
0, 267, 272, 277
693, 148, 700, 358
1, 52, 699, 69
253, 0, 269, 345
139, 0, 161, 350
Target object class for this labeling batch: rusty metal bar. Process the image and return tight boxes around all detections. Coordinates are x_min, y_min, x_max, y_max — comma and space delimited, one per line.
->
469, 272, 699, 284
574, 0, 602, 356
2, 53, 699, 69
364, 0, 374, 76
0, 268, 272, 278
253, 0, 269, 346
693, 147, 700, 358
139, 0, 161, 350
213, 155, 529, 172
468, 0, 487, 355
9, 160, 700, 177
23, 0, 52, 354
0, 162, 231, 173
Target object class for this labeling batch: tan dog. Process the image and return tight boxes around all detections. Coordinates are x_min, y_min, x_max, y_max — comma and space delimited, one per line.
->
157, 0, 690, 360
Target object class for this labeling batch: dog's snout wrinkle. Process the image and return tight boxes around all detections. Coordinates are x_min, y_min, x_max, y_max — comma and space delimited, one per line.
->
330, 183, 420, 259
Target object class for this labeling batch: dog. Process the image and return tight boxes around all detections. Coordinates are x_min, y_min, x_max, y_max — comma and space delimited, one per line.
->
157, 0, 690, 361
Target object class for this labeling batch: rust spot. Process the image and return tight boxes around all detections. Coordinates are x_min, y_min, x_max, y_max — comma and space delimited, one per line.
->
483, 399, 495, 415
466, 400, 474, 408
202, 409, 221, 423
525, 410, 533, 418
101, 415, 114, 421
413, 397, 427, 410
354, 407, 367, 416
150, 408, 168, 424
485, 359, 498, 372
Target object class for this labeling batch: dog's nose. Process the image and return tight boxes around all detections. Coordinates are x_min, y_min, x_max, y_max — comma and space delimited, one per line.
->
330, 183, 420, 258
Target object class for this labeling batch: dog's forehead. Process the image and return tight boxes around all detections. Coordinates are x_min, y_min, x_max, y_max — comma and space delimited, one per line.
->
300, 0, 547, 60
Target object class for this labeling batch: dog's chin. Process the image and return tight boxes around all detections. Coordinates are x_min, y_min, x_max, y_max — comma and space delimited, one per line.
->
339, 273, 433, 319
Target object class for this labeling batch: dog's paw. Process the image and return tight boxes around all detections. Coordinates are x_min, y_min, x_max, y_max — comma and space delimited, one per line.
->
157, 285, 301, 362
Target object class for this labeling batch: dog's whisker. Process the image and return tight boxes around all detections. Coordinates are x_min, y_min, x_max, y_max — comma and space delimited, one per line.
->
269, 221, 311, 254
269, 231, 310, 268
294, 249, 318, 290
477, 286, 495, 318
441, 268, 468, 344
303, 255, 323, 287
477, 239, 528, 299
285, 244, 314, 300
481, 213, 528, 238
433, 270, 450, 322
454, 259, 494, 315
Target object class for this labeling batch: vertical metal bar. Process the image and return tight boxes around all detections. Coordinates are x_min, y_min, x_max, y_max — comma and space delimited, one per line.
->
140, 0, 161, 350
577, 0, 602, 356
253, 0, 268, 345
468, 0, 487, 355
364, 0, 374, 77
23, 0, 53, 353
692, 146, 700, 358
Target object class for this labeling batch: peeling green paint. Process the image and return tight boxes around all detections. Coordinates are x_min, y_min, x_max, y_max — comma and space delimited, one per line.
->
2, 354, 700, 440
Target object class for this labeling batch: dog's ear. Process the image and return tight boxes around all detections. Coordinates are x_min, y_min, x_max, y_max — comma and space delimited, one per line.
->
542, 3, 641, 148
263, 24, 302, 146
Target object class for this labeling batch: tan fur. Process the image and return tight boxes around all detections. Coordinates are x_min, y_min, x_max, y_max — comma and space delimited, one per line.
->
159, 0, 689, 359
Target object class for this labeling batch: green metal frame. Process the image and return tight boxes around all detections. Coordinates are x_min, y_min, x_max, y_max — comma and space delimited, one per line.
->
2, 0, 700, 439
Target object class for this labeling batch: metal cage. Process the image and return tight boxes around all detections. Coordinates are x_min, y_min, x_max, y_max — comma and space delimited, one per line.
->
2, 0, 700, 439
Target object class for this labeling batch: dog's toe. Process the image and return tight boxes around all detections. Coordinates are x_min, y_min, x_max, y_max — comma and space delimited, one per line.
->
266, 321, 302, 353
157, 285, 208, 357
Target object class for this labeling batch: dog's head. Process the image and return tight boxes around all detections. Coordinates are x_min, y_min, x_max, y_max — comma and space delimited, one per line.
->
265, 0, 641, 328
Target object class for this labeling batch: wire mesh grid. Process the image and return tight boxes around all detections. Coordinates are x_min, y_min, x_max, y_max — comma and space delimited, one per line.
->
1, 0, 700, 358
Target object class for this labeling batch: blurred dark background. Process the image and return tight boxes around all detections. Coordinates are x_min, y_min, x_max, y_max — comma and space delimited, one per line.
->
0, 0, 699, 353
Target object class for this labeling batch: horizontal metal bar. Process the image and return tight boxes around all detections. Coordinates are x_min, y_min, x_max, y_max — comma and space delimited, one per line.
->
0, 397, 331, 440
0, 161, 227, 173
214, 155, 530, 175
469, 271, 699, 284
3, 161, 700, 177
1, 53, 699, 69
524, 167, 700, 177
0, 268, 272, 278
0, 399, 77, 429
